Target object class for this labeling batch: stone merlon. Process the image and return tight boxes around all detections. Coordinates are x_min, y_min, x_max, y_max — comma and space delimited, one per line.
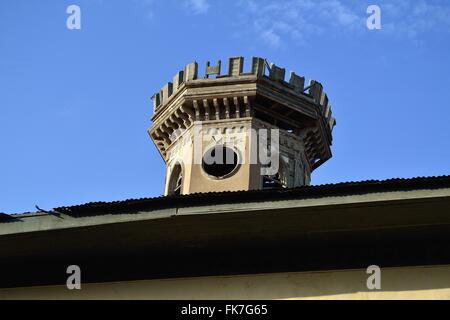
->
151, 56, 336, 133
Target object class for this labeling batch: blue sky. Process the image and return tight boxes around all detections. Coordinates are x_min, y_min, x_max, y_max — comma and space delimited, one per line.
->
1, 0, 450, 213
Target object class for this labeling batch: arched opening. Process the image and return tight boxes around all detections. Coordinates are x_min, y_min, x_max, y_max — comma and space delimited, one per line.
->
262, 159, 288, 189
168, 163, 183, 195
262, 173, 283, 189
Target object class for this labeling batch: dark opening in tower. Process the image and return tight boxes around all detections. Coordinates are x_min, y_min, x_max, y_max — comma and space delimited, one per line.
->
168, 163, 183, 195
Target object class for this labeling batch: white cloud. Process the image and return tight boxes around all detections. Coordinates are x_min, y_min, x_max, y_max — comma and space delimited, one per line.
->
261, 29, 282, 48
237, 0, 364, 47
382, 0, 450, 40
236, 0, 450, 47
185, 0, 210, 15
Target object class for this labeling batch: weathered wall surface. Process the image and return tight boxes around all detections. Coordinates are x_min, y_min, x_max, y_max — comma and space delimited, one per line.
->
1, 265, 450, 300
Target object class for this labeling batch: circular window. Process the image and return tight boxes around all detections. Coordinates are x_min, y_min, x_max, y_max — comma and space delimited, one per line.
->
202, 145, 239, 178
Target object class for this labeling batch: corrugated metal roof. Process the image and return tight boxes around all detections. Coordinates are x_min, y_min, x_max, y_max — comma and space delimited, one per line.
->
0, 212, 14, 221
51, 175, 450, 217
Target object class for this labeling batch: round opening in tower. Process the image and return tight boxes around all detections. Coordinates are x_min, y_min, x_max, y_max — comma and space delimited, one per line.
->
202, 145, 239, 178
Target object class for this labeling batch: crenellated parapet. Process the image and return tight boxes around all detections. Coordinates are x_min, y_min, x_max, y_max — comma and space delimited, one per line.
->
151, 57, 335, 134
149, 56, 337, 182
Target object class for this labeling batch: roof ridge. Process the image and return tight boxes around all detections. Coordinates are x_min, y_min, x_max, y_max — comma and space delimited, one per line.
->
3, 174, 450, 218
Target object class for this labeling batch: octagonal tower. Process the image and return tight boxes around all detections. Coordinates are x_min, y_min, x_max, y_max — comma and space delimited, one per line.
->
149, 57, 336, 195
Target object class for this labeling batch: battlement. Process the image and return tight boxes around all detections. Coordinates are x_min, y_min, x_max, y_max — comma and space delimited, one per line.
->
151, 56, 336, 133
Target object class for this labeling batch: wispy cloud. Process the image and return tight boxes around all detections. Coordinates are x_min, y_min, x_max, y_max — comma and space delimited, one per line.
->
237, 0, 363, 48
236, 0, 450, 47
184, 0, 210, 15
382, 0, 450, 40
133, 0, 210, 19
